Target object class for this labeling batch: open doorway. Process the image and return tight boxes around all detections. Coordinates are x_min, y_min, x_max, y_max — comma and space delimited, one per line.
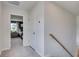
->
10, 15, 23, 48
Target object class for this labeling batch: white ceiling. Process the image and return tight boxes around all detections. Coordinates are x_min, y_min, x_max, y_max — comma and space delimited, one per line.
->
54, 1, 79, 16
18, 1, 37, 11
4, 1, 79, 16
4, 1, 37, 11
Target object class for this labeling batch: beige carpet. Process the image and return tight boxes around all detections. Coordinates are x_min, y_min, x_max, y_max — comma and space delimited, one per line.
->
0, 38, 40, 57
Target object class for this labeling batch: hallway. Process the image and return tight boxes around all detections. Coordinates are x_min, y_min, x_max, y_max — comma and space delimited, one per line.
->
0, 1, 78, 57
0, 38, 40, 57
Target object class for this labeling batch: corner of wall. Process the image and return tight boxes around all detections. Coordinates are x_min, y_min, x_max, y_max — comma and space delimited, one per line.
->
0, 51, 1, 55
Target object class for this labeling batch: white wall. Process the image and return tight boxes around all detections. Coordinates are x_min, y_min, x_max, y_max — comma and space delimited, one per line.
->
29, 2, 44, 56
76, 16, 79, 47
0, 2, 3, 54
2, 2, 29, 51
44, 2, 76, 57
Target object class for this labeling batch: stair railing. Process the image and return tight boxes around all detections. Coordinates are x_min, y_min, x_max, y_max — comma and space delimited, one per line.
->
49, 33, 73, 57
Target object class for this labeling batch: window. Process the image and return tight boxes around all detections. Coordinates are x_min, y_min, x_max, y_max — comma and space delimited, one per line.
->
11, 23, 18, 32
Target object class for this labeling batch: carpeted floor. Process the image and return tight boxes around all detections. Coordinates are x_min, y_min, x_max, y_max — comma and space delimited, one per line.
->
0, 38, 40, 57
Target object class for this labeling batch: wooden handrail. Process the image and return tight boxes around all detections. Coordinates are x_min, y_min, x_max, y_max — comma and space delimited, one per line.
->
49, 33, 73, 57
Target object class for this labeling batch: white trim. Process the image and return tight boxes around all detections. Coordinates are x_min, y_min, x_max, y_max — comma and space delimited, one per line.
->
30, 45, 43, 57
35, 49, 44, 57
23, 43, 30, 47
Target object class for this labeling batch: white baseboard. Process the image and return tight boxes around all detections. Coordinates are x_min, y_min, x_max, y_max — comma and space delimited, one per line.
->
23, 43, 31, 47
35, 50, 44, 57
30, 45, 44, 57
